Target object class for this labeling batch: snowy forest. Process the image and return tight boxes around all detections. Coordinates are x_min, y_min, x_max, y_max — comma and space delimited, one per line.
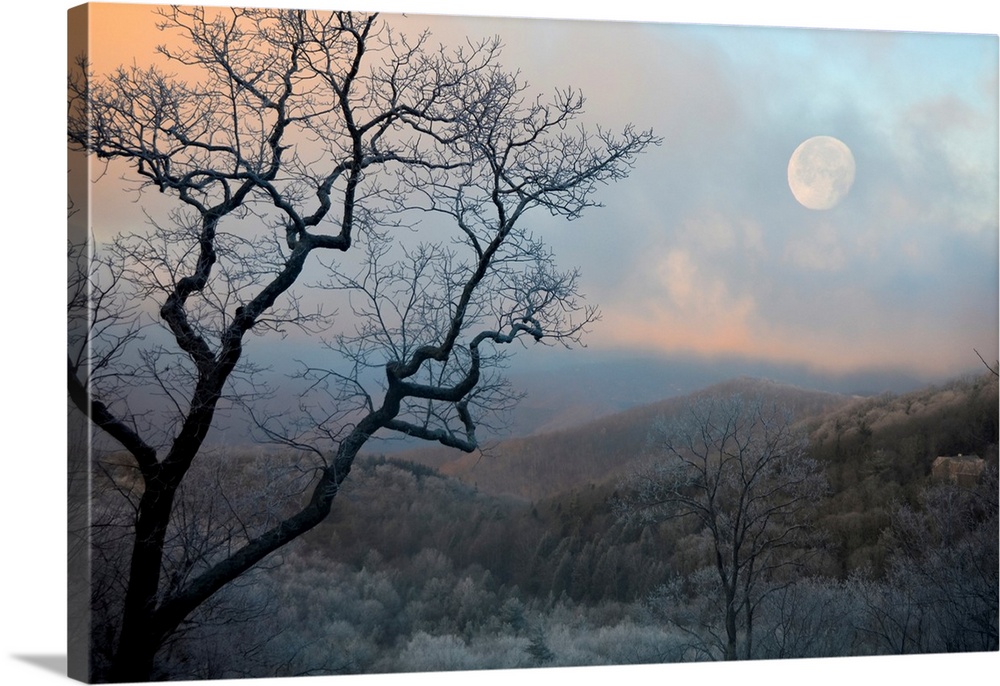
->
79, 373, 998, 679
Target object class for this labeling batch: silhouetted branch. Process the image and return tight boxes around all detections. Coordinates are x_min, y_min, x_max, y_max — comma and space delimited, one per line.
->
974, 348, 999, 377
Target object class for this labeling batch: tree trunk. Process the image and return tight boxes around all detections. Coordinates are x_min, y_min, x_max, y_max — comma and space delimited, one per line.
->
108, 631, 160, 683
743, 596, 754, 659
107, 485, 177, 682
724, 599, 738, 660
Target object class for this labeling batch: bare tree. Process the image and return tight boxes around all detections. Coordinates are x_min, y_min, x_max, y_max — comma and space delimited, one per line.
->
616, 394, 827, 660
68, 7, 656, 681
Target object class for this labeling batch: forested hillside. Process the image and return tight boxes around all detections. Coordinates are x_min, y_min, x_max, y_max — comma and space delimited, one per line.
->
807, 372, 998, 575
401, 377, 852, 499
90, 373, 998, 679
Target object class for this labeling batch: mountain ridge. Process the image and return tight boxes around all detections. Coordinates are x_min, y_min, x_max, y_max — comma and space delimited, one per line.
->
398, 375, 854, 500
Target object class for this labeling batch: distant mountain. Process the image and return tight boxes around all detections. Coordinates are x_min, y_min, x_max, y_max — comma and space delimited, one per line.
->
463, 349, 937, 442
398, 376, 853, 500
199, 347, 942, 452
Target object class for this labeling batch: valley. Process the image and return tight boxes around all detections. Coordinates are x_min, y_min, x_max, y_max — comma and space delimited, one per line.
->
88, 370, 999, 678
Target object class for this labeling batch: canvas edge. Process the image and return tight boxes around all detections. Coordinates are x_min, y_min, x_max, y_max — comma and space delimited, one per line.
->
67, 3, 93, 683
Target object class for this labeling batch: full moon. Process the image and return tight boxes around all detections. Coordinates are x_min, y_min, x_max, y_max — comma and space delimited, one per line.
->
787, 136, 856, 210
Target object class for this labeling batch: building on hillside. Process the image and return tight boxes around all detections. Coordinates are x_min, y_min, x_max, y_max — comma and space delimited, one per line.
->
930, 454, 985, 487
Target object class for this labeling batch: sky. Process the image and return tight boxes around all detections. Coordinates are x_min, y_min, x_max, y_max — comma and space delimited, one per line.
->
75, 1, 999, 385
386, 12, 999, 381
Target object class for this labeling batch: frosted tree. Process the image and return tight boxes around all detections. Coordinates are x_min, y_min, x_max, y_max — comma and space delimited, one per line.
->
616, 394, 827, 660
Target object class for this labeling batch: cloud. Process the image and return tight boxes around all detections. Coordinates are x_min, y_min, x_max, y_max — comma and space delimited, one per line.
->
658, 248, 757, 325
593, 245, 758, 357
782, 221, 846, 272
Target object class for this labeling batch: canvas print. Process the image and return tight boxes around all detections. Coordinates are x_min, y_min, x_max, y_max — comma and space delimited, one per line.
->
67, 3, 999, 683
